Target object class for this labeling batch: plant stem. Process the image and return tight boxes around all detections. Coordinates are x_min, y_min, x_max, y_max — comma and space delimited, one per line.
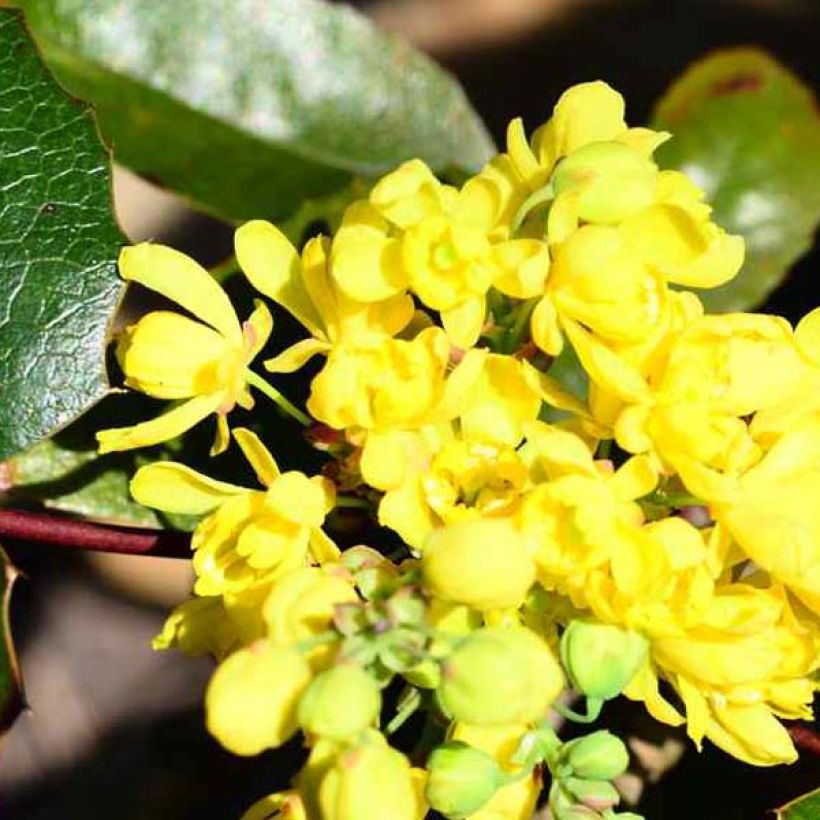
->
246, 370, 311, 426
0, 508, 190, 557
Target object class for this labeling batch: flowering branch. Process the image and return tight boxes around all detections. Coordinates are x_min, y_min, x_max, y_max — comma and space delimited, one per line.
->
787, 723, 820, 757
0, 508, 190, 558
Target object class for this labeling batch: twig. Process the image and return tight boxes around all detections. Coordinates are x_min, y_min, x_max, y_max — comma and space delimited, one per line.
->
788, 723, 820, 756
0, 508, 190, 558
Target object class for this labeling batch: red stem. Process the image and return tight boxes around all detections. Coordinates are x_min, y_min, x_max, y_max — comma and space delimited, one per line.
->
0, 508, 190, 558
788, 723, 820, 757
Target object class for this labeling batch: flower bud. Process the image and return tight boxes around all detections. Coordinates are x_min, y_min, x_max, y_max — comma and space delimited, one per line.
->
317, 734, 417, 820
562, 730, 630, 780
438, 627, 564, 725
341, 545, 400, 599
425, 741, 504, 817
422, 519, 536, 611
560, 621, 647, 701
564, 778, 620, 811
403, 658, 442, 689
206, 642, 311, 756
297, 664, 381, 740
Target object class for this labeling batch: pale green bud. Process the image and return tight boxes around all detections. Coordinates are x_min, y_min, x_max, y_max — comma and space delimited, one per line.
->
425, 741, 504, 817
560, 621, 648, 701
564, 778, 620, 811
438, 627, 564, 725
297, 664, 381, 740
563, 730, 630, 780
403, 658, 442, 689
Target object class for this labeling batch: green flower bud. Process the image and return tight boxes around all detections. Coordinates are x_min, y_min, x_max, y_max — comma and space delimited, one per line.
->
560, 621, 648, 701
297, 664, 381, 740
425, 741, 504, 817
564, 778, 620, 811
403, 658, 442, 689
438, 627, 564, 726
563, 730, 630, 780
552, 141, 657, 224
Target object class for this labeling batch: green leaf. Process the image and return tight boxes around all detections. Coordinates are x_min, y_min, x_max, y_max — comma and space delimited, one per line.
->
2, 437, 161, 527
652, 48, 820, 312
0, 11, 123, 461
1, 396, 200, 529
22, 0, 495, 223
776, 787, 820, 820
0, 546, 22, 736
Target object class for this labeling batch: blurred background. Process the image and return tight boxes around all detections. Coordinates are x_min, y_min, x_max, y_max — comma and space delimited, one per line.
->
1, 0, 819, 817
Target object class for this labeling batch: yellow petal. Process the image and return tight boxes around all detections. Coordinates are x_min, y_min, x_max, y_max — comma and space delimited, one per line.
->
120, 244, 241, 343
243, 299, 274, 360
795, 307, 820, 366
233, 427, 281, 487
131, 461, 246, 514
617, 127, 671, 157
611, 455, 658, 500
531, 297, 564, 357
266, 472, 328, 527
265, 338, 330, 373
117, 311, 230, 399
441, 296, 485, 350
552, 81, 627, 154
97, 393, 223, 453
309, 527, 341, 564
299, 236, 337, 336
492, 240, 550, 299
211, 413, 231, 457
235, 220, 323, 337
506, 117, 540, 184
562, 318, 649, 403
708, 702, 798, 766
332, 232, 406, 302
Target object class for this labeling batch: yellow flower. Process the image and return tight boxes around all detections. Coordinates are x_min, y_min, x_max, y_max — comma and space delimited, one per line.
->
206, 640, 312, 755
307, 327, 451, 431
315, 732, 418, 820
518, 422, 657, 605
648, 585, 817, 766
330, 160, 549, 348
235, 220, 414, 373
713, 417, 820, 615
614, 313, 809, 502
97, 243, 272, 455
130, 428, 338, 597
422, 518, 536, 610
263, 565, 357, 669
153, 595, 238, 658
364, 432, 528, 550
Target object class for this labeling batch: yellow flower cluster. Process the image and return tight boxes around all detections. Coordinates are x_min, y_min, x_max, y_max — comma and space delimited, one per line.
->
110, 82, 819, 820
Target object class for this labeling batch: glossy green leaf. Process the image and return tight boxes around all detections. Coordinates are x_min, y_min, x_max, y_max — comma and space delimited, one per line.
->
0, 546, 22, 736
0, 11, 122, 460
776, 787, 820, 820
22, 0, 495, 223
653, 48, 820, 312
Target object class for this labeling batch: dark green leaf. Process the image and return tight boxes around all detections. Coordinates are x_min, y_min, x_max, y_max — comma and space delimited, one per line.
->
22, 0, 495, 223
0, 546, 22, 735
776, 787, 820, 820
0, 11, 122, 460
652, 48, 820, 312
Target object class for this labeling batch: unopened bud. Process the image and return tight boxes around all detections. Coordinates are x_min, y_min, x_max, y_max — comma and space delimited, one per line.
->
563, 730, 630, 780
564, 778, 620, 811
425, 741, 504, 817
297, 664, 381, 740
438, 627, 564, 725
560, 621, 648, 701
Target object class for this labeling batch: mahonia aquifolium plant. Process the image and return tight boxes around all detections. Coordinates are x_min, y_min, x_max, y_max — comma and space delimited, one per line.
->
97, 81, 820, 820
